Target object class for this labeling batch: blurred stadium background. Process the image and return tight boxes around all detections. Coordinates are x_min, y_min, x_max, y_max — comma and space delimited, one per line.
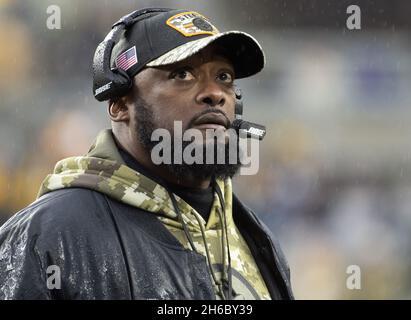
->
1, 0, 410, 299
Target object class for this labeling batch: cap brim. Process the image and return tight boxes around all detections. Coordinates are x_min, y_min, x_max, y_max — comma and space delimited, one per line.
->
146, 31, 265, 79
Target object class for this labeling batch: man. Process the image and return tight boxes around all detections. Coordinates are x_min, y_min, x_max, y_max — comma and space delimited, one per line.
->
0, 8, 293, 300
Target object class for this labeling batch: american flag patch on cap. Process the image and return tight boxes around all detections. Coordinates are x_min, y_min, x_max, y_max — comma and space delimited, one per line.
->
116, 46, 138, 71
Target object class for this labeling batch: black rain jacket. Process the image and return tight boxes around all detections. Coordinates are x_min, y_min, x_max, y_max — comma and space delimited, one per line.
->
0, 188, 294, 300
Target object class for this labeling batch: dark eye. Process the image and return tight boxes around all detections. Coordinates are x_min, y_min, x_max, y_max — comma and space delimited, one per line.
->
171, 69, 195, 81
218, 72, 233, 83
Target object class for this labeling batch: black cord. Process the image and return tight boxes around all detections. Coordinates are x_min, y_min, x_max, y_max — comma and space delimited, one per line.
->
190, 205, 226, 299
213, 179, 233, 300
155, 175, 225, 298
168, 191, 198, 253
165, 177, 232, 300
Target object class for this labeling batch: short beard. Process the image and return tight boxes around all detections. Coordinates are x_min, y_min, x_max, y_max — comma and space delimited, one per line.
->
133, 96, 242, 182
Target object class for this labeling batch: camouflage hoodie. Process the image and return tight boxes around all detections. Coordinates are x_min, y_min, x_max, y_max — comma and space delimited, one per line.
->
38, 129, 270, 299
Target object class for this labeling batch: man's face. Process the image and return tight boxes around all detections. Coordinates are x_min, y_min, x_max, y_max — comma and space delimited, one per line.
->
128, 44, 242, 181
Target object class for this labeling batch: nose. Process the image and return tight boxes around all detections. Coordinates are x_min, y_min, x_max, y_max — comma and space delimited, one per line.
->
195, 80, 225, 107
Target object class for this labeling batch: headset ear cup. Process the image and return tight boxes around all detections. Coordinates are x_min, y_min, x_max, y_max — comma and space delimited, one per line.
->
110, 67, 133, 98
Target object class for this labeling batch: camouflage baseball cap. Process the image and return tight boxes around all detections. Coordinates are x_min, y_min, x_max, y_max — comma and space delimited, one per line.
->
111, 9, 265, 79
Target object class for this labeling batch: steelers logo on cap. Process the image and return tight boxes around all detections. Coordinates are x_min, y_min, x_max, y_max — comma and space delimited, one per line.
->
166, 11, 219, 37
192, 17, 213, 32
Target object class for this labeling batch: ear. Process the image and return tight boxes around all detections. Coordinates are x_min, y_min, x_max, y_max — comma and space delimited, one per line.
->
108, 97, 130, 122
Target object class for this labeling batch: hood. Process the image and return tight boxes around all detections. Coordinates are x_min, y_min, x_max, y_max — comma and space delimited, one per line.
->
38, 129, 233, 231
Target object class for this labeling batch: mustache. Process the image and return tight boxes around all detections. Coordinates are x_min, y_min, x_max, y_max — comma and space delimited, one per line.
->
186, 109, 231, 130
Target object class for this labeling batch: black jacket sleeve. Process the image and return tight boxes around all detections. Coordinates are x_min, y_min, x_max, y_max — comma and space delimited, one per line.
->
0, 202, 52, 299
0, 189, 131, 300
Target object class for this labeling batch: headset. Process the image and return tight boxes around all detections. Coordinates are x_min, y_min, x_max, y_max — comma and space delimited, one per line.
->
93, 8, 172, 102
93, 8, 266, 140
